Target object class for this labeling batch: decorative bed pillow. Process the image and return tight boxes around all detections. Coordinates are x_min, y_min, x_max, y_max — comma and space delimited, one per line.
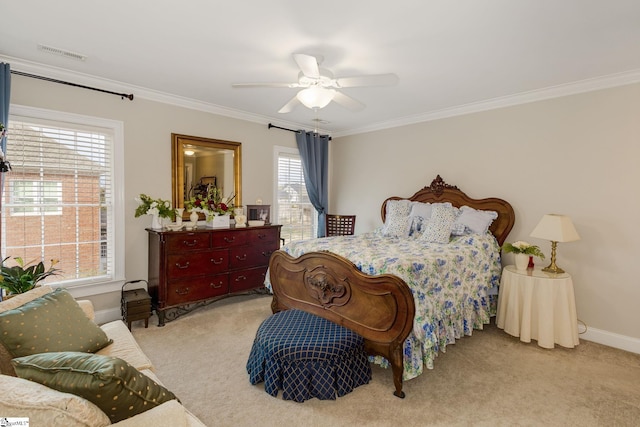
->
382, 199, 412, 237
409, 201, 432, 220
12, 352, 178, 423
454, 205, 498, 235
0, 288, 112, 358
421, 203, 457, 243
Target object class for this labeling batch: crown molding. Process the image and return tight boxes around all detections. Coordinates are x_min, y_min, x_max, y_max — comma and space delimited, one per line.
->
332, 68, 640, 138
1, 55, 311, 133
4, 55, 637, 139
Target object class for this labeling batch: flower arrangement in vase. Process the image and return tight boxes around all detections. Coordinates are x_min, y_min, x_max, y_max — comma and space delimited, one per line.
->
502, 241, 545, 271
185, 185, 235, 222
134, 194, 174, 229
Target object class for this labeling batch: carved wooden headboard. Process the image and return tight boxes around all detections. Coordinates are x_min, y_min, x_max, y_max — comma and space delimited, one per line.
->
381, 175, 515, 245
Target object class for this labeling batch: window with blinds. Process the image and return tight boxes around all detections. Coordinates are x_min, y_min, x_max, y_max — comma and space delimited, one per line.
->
2, 111, 119, 286
275, 147, 316, 242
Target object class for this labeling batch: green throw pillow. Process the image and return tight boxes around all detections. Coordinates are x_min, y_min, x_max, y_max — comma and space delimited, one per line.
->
12, 352, 178, 423
0, 288, 112, 357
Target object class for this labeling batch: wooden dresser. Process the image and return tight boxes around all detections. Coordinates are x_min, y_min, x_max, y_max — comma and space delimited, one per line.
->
147, 224, 281, 325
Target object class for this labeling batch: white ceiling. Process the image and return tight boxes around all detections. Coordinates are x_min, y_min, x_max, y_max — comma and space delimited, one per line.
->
2, 1, 640, 136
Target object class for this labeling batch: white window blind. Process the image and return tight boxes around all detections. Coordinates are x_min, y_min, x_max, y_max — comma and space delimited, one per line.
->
2, 112, 118, 286
275, 148, 316, 242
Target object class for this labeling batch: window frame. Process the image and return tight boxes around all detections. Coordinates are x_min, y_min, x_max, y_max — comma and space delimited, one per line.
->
5, 104, 126, 297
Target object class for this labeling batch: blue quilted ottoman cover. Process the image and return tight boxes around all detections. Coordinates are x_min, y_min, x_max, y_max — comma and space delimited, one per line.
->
246, 309, 372, 402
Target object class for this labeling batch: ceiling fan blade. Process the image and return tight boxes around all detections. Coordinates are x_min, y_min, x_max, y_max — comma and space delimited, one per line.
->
334, 73, 399, 88
232, 82, 299, 88
278, 96, 300, 113
332, 91, 365, 111
293, 53, 320, 79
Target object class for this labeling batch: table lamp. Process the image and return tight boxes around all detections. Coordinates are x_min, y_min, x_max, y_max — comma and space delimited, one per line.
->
529, 214, 580, 274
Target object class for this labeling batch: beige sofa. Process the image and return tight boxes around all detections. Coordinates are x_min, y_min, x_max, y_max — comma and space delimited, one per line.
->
0, 286, 206, 427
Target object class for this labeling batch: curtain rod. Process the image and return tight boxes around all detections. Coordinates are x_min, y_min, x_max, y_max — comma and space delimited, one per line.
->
10, 70, 134, 100
267, 123, 331, 140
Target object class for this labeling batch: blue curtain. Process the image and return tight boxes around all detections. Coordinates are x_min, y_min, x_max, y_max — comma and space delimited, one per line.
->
0, 63, 10, 156
295, 131, 329, 237
0, 62, 10, 201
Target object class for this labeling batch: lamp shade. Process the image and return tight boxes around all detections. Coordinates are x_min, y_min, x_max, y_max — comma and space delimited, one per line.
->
529, 214, 580, 242
296, 86, 336, 109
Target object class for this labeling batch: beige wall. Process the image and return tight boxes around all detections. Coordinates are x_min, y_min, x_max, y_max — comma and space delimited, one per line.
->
8, 74, 297, 314
9, 73, 640, 349
330, 83, 640, 344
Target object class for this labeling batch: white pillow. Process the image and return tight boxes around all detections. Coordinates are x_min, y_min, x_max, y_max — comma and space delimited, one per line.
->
421, 203, 456, 243
454, 205, 498, 234
409, 201, 432, 219
382, 199, 412, 237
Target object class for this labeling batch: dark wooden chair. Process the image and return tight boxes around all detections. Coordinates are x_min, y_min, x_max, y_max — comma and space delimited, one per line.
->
325, 214, 356, 237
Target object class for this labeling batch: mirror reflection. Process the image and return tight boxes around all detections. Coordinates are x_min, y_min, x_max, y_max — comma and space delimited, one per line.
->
171, 134, 242, 219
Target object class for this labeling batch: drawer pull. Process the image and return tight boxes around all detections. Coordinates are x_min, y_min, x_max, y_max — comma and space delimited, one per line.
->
210, 282, 223, 289
258, 233, 266, 239
211, 257, 224, 265
262, 250, 273, 258
183, 240, 198, 247
235, 275, 247, 282
224, 236, 236, 243
235, 254, 247, 261
175, 287, 190, 295
175, 262, 190, 269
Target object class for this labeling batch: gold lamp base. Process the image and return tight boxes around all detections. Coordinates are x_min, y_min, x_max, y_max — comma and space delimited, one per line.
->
542, 241, 565, 274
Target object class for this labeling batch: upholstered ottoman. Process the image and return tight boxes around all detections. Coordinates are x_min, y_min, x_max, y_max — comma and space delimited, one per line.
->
246, 309, 371, 402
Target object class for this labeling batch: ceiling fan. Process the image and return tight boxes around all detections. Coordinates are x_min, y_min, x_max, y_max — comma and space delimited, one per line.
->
231, 53, 399, 113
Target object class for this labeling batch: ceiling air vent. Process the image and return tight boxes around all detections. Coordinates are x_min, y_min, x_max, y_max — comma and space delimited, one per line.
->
37, 44, 87, 61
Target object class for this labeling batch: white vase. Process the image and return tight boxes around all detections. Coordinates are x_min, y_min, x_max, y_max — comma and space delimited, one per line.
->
514, 253, 529, 271
207, 214, 230, 228
189, 210, 199, 224
175, 208, 184, 226
150, 214, 163, 230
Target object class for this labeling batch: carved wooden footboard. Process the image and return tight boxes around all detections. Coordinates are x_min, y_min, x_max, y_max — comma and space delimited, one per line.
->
269, 250, 415, 398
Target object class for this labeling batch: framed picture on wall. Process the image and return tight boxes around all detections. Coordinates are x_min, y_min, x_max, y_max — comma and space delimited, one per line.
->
246, 205, 270, 224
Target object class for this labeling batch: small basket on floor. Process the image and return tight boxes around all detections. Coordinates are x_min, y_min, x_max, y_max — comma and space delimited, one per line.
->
246, 309, 371, 402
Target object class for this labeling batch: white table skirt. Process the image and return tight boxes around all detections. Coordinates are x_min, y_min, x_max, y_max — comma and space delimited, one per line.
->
496, 265, 579, 349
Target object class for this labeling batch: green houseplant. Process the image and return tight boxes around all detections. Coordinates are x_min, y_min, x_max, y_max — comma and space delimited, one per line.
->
502, 241, 545, 271
0, 257, 60, 296
502, 241, 545, 258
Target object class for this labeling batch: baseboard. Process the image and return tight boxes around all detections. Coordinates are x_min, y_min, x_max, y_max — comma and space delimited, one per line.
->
580, 325, 640, 355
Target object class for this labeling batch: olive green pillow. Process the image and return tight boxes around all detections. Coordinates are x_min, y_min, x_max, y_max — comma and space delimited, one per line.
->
0, 288, 112, 358
12, 352, 178, 423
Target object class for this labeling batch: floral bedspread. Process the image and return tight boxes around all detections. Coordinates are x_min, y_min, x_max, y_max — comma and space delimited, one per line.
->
264, 229, 502, 381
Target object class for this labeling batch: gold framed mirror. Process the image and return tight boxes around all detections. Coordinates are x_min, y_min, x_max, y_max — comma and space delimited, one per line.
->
171, 134, 242, 219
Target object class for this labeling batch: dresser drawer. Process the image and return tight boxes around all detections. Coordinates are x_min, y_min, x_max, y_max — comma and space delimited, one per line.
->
166, 274, 229, 306
167, 250, 229, 278
229, 244, 276, 269
229, 266, 268, 293
211, 230, 248, 248
165, 232, 211, 252
249, 227, 280, 245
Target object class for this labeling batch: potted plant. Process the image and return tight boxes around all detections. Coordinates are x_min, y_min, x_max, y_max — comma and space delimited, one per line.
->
502, 241, 545, 271
0, 257, 61, 297
135, 194, 175, 230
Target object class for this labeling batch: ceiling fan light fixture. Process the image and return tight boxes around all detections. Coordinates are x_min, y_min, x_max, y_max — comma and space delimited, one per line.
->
296, 86, 336, 110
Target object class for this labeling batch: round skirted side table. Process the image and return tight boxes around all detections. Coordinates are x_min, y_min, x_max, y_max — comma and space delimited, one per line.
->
496, 265, 579, 349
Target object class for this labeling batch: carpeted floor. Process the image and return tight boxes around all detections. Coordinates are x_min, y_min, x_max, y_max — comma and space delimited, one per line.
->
132, 294, 640, 427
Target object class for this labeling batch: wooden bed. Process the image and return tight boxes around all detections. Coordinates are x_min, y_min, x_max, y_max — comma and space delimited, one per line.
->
268, 175, 514, 398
